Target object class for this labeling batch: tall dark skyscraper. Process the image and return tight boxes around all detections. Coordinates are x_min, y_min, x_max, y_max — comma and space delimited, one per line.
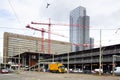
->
70, 6, 93, 52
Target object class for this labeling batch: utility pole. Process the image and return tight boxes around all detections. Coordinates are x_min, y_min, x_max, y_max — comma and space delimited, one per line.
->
67, 51, 69, 74
99, 29, 102, 76
112, 55, 116, 76
18, 50, 21, 70
52, 53, 54, 62
48, 18, 51, 55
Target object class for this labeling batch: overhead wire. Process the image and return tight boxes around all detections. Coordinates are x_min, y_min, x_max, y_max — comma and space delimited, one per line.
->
0, 26, 119, 31
8, 0, 22, 25
0, 26, 119, 43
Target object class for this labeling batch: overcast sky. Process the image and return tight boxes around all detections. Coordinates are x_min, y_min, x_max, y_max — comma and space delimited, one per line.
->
0, 0, 120, 57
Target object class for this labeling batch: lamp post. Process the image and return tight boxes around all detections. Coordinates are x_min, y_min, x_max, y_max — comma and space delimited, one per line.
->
38, 52, 40, 72
99, 29, 102, 76
99, 29, 107, 75
52, 53, 54, 62
67, 52, 69, 74
112, 55, 116, 76
67, 43, 70, 74
18, 49, 21, 70
90, 49, 93, 72
51, 50, 56, 62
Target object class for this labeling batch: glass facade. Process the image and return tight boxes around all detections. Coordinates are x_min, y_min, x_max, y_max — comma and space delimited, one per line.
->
70, 6, 90, 52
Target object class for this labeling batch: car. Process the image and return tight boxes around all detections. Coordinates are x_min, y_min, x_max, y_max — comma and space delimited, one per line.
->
111, 67, 120, 75
72, 69, 83, 73
0, 69, 9, 74
24, 66, 29, 71
69, 69, 73, 73
92, 69, 103, 74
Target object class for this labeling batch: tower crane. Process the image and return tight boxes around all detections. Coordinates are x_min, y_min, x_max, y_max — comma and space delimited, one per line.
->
26, 24, 67, 54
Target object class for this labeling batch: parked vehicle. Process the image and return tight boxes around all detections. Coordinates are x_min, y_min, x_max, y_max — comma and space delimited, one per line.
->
10, 64, 19, 70
72, 69, 83, 73
49, 62, 66, 73
0, 63, 11, 73
92, 69, 103, 74
111, 67, 120, 75
24, 66, 29, 71
0, 68, 9, 74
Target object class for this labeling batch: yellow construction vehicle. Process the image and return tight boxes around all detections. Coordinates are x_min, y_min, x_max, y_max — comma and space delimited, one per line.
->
49, 62, 66, 73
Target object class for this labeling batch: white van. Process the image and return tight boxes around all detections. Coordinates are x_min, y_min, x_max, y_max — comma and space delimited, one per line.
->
111, 67, 120, 75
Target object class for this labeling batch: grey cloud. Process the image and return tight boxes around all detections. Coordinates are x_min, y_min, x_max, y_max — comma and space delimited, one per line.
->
90, 8, 120, 29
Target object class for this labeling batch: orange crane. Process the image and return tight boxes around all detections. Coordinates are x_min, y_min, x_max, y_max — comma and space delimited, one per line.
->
26, 24, 67, 53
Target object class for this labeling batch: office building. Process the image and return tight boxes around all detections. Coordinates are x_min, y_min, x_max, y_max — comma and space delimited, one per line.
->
70, 6, 93, 52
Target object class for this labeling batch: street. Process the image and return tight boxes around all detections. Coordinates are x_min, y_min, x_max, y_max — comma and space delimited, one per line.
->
0, 71, 120, 80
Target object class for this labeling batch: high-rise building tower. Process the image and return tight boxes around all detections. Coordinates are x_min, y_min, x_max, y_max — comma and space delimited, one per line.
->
70, 6, 91, 52
90, 38, 94, 49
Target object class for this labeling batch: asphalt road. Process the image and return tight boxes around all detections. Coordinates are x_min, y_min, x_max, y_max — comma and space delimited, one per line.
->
0, 71, 120, 80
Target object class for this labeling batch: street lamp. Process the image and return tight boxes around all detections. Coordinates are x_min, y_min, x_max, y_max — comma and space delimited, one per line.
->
90, 49, 93, 72
18, 48, 21, 70
51, 50, 56, 62
99, 29, 102, 76
67, 52, 69, 74
67, 44, 71, 74
38, 52, 40, 72
112, 55, 116, 76
99, 29, 107, 76
52, 53, 54, 62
